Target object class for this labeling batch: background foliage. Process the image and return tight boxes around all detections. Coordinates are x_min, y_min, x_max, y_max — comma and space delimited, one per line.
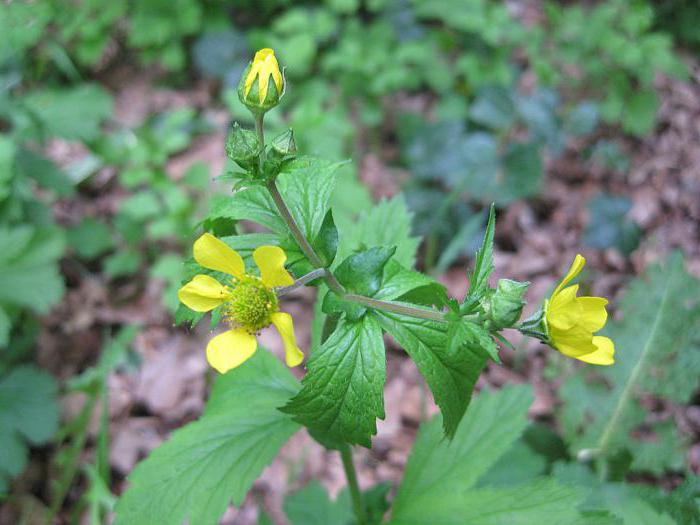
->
1, 0, 698, 522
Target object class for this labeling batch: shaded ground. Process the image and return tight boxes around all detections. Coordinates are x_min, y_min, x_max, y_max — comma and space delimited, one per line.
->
3, 59, 699, 524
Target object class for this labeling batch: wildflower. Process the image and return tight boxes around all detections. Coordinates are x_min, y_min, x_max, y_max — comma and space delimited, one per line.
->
178, 233, 303, 373
544, 254, 615, 365
238, 48, 284, 112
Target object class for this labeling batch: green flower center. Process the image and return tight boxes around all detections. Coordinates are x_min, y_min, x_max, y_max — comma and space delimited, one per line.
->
223, 275, 278, 333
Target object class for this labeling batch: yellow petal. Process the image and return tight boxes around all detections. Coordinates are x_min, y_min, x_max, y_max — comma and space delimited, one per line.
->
244, 49, 283, 104
550, 324, 597, 357
193, 233, 245, 278
178, 275, 227, 312
576, 336, 615, 365
206, 329, 258, 373
552, 254, 586, 299
577, 296, 608, 332
271, 312, 304, 367
547, 285, 581, 331
254, 245, 294, 287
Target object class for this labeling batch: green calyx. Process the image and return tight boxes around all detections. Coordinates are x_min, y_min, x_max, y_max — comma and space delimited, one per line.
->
225, 123, 261, 169
237, 65, 283, 115
517, 306, 548, 342
223, 276, 279, 333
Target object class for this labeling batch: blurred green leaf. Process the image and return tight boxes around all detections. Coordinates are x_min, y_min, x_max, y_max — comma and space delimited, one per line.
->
0, 225, 65, 314
582, 194, 641, 255
283, 481, 353, 525
0, 365, 59, 496
20, 85, 113, 142
67, 218, 113, 260
390, 386, 585, 524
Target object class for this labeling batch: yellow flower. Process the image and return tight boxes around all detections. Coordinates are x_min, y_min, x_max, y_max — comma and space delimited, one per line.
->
178, 233, 304, 373
544, 254, 615, 365
242, 48, 284, 106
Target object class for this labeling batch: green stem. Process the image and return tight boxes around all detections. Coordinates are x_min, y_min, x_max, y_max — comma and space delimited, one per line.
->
339, 444, 367, 525
254, 114, 266, 167
344, 293, 447, 322
259, 119, 449, 324
276, 268, 328, 296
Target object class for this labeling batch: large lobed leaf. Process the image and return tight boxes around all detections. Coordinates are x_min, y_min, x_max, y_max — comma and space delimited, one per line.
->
282, 315, 386, 448
376, 311, 487, 439
390, 386, 585, 525
560, 252, 700, 473
114, 350, 300, 525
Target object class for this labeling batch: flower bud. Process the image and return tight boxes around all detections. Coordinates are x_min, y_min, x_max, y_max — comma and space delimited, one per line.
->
225, 123, 261, 169
483, 279, 528, 329
270, 129, 296, 158
238, 48, 284, 114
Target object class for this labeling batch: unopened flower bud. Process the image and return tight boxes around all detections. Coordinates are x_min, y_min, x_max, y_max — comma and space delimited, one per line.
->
271, 129, 296, 158
238, 48, 284, 114
483, 279, 529, 329
225, 123, 260, 169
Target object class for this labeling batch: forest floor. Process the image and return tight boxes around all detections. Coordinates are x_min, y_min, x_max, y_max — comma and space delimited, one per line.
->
5, 59, 700, 524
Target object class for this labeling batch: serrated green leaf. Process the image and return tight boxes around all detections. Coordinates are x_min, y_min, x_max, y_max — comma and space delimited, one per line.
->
114, 350, 300, 525
390, 386, 584, 524
282, 316, 385, 447
560, 252, 700, 473
337, 195, 420, 268
376, 311, 487, 439
465, 203, 495, 302
447, 317, 500, 364
0, 365, 59, 490
283, 481, 353, 525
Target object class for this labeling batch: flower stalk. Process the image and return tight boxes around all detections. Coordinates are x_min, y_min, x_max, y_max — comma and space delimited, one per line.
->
339, 444, 367, 525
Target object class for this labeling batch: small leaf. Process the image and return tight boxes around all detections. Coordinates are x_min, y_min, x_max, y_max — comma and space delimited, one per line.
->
465, 203, 495, 302
312, 210, 338, 268
374, 260, 447, 307
447, 317, 499, 364
334, 246, 395, 297
282, 316, 386, 447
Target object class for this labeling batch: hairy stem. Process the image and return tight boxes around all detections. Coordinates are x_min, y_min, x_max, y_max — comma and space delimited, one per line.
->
275, 268, 328, 296
340, 444, 367, 525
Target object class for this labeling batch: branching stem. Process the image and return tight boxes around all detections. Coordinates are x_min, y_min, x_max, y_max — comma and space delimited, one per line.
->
257, 114, 450, 323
